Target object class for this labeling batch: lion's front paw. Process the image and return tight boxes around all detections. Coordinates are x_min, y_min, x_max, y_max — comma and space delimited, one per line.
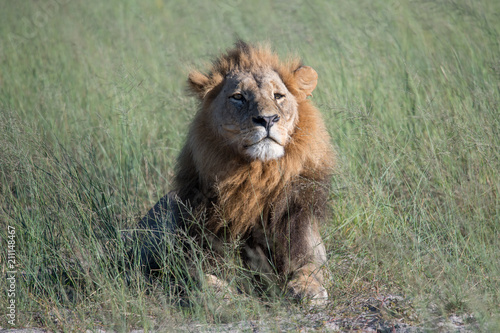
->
286, 272, 328, 306
204, 274, 238, 298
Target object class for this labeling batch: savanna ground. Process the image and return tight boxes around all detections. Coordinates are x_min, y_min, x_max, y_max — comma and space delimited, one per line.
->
0, 0, 499, 331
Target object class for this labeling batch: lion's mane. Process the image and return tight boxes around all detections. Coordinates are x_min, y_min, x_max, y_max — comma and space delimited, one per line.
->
173, 42, 335, 238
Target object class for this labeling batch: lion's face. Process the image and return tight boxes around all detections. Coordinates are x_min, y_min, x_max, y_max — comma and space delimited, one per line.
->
187, 44, 319, 163
209, 69, 298, 161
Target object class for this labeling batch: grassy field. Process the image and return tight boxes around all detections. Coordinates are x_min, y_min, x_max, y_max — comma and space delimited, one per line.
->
1, 0, 499, 331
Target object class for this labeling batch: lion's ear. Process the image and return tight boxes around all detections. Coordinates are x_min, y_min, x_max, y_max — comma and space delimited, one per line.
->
293, 66, 318, 98
188, 71, 210, 99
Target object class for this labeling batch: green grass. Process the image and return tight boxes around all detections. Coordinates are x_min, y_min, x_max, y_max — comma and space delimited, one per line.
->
1, 0, 499, 331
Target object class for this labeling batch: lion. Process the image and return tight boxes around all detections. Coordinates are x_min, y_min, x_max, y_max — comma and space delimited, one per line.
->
139, 41, 335, 304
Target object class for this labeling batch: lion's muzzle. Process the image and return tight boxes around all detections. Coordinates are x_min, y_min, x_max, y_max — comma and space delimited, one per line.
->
252, 114, 280, 132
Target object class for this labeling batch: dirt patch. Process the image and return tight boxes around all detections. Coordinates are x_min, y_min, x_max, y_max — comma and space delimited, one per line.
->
1, 295, 478, 332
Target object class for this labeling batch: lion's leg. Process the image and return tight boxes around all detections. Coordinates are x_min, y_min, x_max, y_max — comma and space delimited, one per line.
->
280, 215, 329, 305
241, 241, 282, 296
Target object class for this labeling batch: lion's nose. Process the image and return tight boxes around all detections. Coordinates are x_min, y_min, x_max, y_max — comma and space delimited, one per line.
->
252, 114, 280, 131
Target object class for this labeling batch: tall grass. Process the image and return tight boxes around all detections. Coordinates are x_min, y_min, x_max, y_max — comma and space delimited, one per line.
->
1, 0, 499, 330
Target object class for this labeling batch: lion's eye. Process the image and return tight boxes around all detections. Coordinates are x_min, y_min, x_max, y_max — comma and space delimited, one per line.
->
230, 93, 245, 101
274, 93, 285, 101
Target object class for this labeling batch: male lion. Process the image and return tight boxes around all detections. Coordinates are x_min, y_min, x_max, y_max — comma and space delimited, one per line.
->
139, 41, 335, 304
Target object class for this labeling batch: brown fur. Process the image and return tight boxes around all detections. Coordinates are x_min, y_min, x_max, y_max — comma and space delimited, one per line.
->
142, 41, 335, 303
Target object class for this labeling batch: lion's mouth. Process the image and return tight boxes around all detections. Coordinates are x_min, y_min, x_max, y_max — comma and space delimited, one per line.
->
242, 135, 285, 161
243, 136, 282, 149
